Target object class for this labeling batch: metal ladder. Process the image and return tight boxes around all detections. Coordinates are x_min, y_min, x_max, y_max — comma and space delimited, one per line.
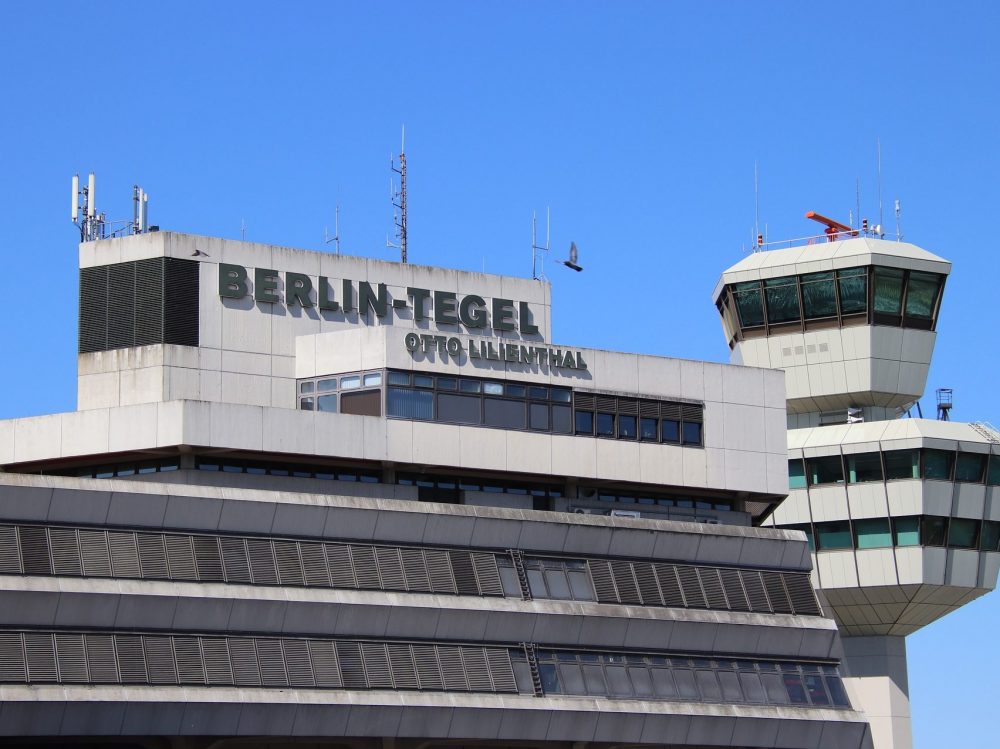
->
520, 642, 544, 697
971, 422, 1000, 444
508, 549, 532, 601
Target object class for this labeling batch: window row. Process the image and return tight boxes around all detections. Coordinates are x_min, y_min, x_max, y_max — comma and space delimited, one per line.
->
0, 525, 503, 596
67, 458, 180, 479
784, 515, 1000, 553
397, 473, 564, 498
299, 369, 384, 416
789, 449, 1000, 489
0, 630, 517, 694
591, 489, 732, 512
573, 393, 704, 445
516, 650, 850, 708
717, 265, 945, 344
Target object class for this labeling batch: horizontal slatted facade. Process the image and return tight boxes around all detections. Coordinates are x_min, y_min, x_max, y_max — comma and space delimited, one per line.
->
0, 523, 822, 616
78, 257, 199, 353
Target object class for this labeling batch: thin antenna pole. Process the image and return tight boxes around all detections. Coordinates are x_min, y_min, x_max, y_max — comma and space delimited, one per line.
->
388, 126, 408, 263
856, 177, 861, 233
754, 161, 760, 244
532, 211, 537, 280
876, 138, 884, 234
895, 199, 902, 242
241, 218, 246, 241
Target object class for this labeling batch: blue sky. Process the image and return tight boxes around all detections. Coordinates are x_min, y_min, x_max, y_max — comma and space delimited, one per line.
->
2, 2, 998, 744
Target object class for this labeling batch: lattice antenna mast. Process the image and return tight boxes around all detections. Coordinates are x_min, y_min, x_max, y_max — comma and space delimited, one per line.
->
531, 208, 551, 280
387, 127, 408, 263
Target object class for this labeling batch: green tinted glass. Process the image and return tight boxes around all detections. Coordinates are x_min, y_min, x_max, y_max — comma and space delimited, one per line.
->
988, 456, 1000, 486
764, 276, 801, 324
788, 459, 807, 490
893, 516, 920, 546
904, 272, 941, 318
800, 272, 836, 319
733, 281, 765, 327
855, 518, 892, 549
873, 268, 905, 314
837, 267, 868, 314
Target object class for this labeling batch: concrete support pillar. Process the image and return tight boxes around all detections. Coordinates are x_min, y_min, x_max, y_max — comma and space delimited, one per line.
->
841, 636, 912, 749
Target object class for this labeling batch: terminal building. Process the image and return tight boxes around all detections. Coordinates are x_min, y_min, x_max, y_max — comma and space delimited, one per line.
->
714, 232, 1000, 749
0, 227, 878, 749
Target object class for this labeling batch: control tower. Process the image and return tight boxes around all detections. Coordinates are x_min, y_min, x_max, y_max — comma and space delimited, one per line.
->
714, 223, 1000, 749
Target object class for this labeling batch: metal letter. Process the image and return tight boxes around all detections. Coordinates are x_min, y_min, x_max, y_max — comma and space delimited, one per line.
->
447, 337, 462, 356
342, 279, 355, 312
404, 332, 420, 352
518, 301, 540, 335
359, 281, 388, 318
318, 276, 339, 311
219, 263, 248, 299
286, 272, 314, 308
575, 352, 588, 370
492, 298, 516, 331
254, 268, 279, 304
469, 340, 481, 359
459, 294, 488, 328
408, 288, 431, 321
434, 291, 460, 325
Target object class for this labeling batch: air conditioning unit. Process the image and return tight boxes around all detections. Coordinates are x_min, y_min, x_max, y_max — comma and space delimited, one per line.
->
571, 507, 602, 515
610, 509, 641, 519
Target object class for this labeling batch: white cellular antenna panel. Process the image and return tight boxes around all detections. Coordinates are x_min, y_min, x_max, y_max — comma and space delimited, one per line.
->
87, 173, 96, 217
71, 175, 79, 221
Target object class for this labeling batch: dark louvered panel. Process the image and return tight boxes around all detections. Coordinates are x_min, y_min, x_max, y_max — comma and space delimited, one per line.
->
449, 551, 479, 596
741, 570, 771, 612
247, 539, 278, 585
681, 403, 703, 422
228, 638, 260, 685
336, 642, 367, 688
720, 568, 750, 611
386, 643, 418, 689
360, 642, 393, 688
165, 535, 198, 580
634, 562, 663, 606
610, 560, 642, 605
639, 400, 659, 418
676, 565, 707, 608
401, 548, 431, 592
48, 527, 82, 576
108, 531, 141, 578
660, 402, 682, 419
326, 544, 356, 588
0, 633, 25, 682
461, 648, 492, 691
587, 560, 619, 603
273, 541, 304, 586
485, 648, 517, 693
79, 530, 112, 576
762, 571, 793, 614
174, 636, 206, 684
699, 568, 728, 609
618, 398, 638, 415
575, 392, 596, 409
163, 258, 200, 347
202, 638, 234, 685
350, 546, 380, 589
143, 636, 177, 684
255, 639, 288, 687
655, 564, 685, 607
0, 526, 20, 574
425, 549, 456, 594
308, 640, 342, 687
472, 553, 503, 596
437, 645, 468, 691
784, 573, 822, 616
85, 635, 118, 683
282, 639, 314, 687
106, 262, 136, 350
54, 633, 88, 682
133, 257, 164, 346
136, 533, 168, 578
412, 644, 443, 690
220, 536, 252, 584
115, 635, 148, 683
193, 536, 225, 582
375, 547, 406, 591
18, 526, 51, 575
299, 542, 331, 587
595, 395, 617, 412
79, 265, 108, 353
24, 632, 57, 682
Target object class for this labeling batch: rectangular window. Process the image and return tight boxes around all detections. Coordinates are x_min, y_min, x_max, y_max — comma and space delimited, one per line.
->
530, 403, 549, 431
920, 516, 947, 547
955, 453, 986, 483
661, 419, 680, 443
948, 518, 979, 549
837, 267, 868, 314
340, 390, 381, 416
575, 411, 594, 435
806, 455, 844, 485
682, 421, 702, 446
387, 387, 433, 420
884, 449, 920, 480
318, 378, 337, 392
846, 452, 883, 483
893, 516, 920, 546
988, 456, 1000, 486
922, 449, 954, 481
483, 382, 503, 395
387, 371, 410, 386
413, 374, 434, 388
362, 372, 382, 387
816, 521, 853, 550
552, 405, 572, 434
618, 415, 637, 439
855, 518, 892, 549
300, 381, 315, 394
788, 459, 807, 489
340, 375, 361, 390
300, 397, 314, 411
505, 383, 526, 398
317, 394, 337, 413
640, 418, 658, 441
436, 377, 457, 391
800, 271, 837, 319
459, 378, 481, 393
438, 393, 481, 424
873, 268, 905, 314
596, 413, 615, 437
981, 521, 1000, 552
764, 276, 801, 324
528, 386, 549, 399
732, 281, 765, 328
551, 388, 572, 403
484, 399, 525, 429
904, 271, 942, 319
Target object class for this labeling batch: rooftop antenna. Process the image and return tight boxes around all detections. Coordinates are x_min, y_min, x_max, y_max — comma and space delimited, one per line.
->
531, 208, 551, 280
936, 388, 953, 421
241, 218, 246, 241
895, 199, 902, 242
876, 137, 884, 237
132, 185, 149, 234
71, 172, 105, 241
855, 177, 861, 231
324, 204, 342, 254
387, 126, 408, 263
754, 161, 761, 250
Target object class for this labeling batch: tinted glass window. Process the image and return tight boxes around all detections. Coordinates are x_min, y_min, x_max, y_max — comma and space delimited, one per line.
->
981, 521, 1000, 552
783, 674, 809, 704
873, 268, 905, 314
884, 449, 919, 480
435, 377, 456, 391
596, 413, 615, 436
459, 378, 481, 393
948, 518, 979, 549
317, 394, 337, 413
340, 375, 361, 389
438, 393, 481, 424
955, 453, 986, 483
341, 390, 381, 416
988, 456, 1000, 486
505, 384, 526, 397
846, 452, 883, 483
682, 422, 702, 445
662, 419, 680, 443
855, 518, 892, 549
807, 455, 844, 485
837, 267, 868, 314
923, 449, 953, 480
318, 378, 337, 392
483, 382, 503, 395
530, 403, 549, 430
788, 459, 806, 489
300, 397, 314, 410
764, 276, 801, 324
816, 521, 852, 550
551, 388, 572, 403
387, 371, 410, 386
387, 388, 433, 419
575, 411, 594, 434
733, 281, 764, 327
529, 386, 549, 399
619, 415, 637, 439
640, 418, 658, 441
300, 381, 315, 394
552, 405, 572, 434
905, 271, 941, 318
363, 372, 382, 387
893, 516, 920, 546
485, 398, 525, 429
921, 516, 947, 546
800, 271, 837, 319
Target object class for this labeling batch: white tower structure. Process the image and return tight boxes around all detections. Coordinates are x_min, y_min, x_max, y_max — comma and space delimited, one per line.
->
714, 230, 1000, 749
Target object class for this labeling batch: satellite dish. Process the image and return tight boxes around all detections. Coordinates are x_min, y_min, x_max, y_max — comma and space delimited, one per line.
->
562, 241, 583, 272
